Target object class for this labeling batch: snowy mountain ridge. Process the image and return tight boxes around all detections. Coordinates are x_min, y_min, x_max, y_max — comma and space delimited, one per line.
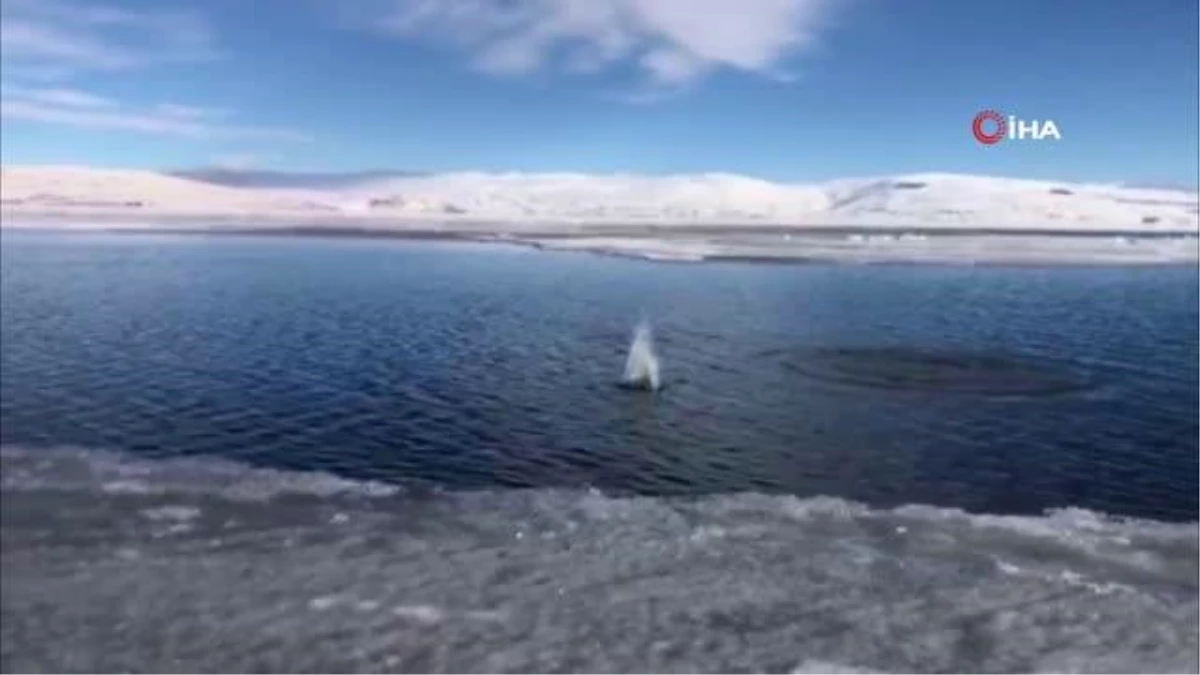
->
2, 165, 1196, 232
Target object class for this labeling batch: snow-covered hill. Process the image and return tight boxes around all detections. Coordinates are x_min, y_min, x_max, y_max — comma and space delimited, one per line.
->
2, 165, 1196, 232
819, 173, 1197, 229
0, 166, 337, 217
337, 172, 830, 223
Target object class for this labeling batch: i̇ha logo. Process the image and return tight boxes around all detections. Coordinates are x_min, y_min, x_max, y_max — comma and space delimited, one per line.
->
972, 110, 1061, 145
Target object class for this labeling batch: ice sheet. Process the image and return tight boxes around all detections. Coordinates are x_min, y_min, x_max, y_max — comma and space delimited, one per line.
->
2, 446, 1196, 673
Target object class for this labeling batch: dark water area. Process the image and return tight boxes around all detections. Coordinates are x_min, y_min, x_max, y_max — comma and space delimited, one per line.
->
1, 231, 1196, 521
2, 231, 1198, 673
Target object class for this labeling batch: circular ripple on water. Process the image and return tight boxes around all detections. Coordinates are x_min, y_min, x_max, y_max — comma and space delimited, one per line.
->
770, 346, 1091, 398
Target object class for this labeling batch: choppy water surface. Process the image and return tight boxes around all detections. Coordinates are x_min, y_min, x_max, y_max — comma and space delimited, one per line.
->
1, 231, 1197, 673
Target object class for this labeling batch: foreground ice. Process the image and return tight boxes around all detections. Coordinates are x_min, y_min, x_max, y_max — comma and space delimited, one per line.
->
1, 446, 1196, 673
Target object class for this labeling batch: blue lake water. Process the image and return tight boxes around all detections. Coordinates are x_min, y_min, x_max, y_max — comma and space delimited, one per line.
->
1, 230, 1197, 673
2, 231, 1196, 520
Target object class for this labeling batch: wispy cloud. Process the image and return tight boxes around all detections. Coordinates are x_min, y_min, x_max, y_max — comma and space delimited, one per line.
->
1, 88, 309, 142
1, 82, 115, 108
348, 0, 838, 93
152, 102, 232, 121
0, 2, 313, 146
209, 152, 278, 170
0, 0, 219, 74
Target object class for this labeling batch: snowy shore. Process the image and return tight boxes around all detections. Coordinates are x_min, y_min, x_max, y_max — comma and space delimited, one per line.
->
2, 166, 1196, 264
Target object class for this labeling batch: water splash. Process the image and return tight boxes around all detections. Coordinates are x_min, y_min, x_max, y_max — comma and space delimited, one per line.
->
621, 320, 661, 391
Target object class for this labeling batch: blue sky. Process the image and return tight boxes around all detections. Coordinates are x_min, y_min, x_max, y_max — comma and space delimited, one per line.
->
1, 0, 1196, 184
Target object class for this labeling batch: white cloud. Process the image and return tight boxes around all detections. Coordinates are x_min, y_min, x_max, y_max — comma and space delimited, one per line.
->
1, 83, 115, 108
0, 0, 219, 73
352, 0, 837, 91
153, 102, 231, 120
210, 152, 276, 170
640, 47, 704, 85
0, 2, 313, 146
1, 91, 309, 142
1, 98, 208, 135
32, 88, 116, 108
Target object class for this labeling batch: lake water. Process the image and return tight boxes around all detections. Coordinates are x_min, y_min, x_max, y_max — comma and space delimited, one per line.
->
1, 231, 1197, 673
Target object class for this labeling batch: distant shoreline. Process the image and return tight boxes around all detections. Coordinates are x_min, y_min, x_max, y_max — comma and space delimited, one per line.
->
4, 222, 1197, 268
3, 214, 1198, 239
